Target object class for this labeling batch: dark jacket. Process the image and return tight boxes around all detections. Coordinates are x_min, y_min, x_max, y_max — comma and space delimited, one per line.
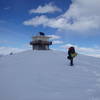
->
68, 47, 75, 59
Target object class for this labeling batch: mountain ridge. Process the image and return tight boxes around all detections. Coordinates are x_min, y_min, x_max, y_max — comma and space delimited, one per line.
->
0, 50, 100, 100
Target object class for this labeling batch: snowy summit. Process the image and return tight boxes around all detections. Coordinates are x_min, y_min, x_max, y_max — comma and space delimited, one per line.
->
0, 50, 100, 100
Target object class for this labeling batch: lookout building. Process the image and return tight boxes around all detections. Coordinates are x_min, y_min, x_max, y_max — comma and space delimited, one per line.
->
30, 32, 52, 50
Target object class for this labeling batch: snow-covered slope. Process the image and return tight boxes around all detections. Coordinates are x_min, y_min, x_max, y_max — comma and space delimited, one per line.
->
0, 50, 100, 100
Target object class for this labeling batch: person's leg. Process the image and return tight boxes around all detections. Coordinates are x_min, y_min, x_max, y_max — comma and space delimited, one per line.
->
70, 58, 73, 66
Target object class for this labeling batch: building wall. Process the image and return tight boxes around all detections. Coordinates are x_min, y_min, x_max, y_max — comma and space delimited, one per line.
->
32, 45, 49, 50
31, 36, 51, 50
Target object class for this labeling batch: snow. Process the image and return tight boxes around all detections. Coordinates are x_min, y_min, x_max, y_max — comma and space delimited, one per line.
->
0, 50, 100, 100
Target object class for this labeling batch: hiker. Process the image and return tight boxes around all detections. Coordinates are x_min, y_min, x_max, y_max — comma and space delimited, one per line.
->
67, 47, 77, 66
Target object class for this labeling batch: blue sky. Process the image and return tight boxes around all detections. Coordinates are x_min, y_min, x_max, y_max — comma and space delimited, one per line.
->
0, 0, 100, 57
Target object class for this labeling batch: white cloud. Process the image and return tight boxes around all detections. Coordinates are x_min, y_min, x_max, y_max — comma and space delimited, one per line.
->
24, 0, 100, 31
62, 0, 100, 31
0, 47, 26, 55
52, 40, 63, 44
24, 15, 48, 26
29, 3, 62, 14
47, 35, 61, 40
47, 35, 63, 44
62, 43, 100, 58
23, 15, 69, 30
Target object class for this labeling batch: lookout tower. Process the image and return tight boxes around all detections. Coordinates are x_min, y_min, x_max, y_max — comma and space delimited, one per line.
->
30, 32, 52, 50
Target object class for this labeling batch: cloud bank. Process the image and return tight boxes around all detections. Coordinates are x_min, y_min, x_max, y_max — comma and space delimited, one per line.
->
0, 47, 26, 55
24, 0, 100, 31
62, 43, 100, 58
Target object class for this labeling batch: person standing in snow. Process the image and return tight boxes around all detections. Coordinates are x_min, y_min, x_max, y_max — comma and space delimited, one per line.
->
67, 47, 77, 66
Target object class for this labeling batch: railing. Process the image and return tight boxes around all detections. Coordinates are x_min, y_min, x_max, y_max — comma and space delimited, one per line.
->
30, 40, 52, 45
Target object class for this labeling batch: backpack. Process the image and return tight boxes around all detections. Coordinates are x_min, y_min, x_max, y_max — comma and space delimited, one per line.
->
68, 47, 77, 58
71, 52, 77, 58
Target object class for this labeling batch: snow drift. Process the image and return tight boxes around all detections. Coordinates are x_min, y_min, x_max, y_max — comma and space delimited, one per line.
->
0, 50, 100, 100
